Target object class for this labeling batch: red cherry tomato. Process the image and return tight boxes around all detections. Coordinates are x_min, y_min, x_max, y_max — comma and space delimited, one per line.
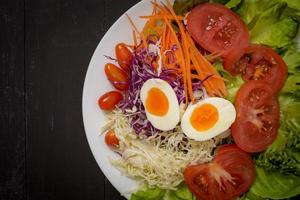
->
104, 63, 129, 90
224, 44, 287, 93
232, 81, 280, 152
105, 130, 119, 147
115, 43, 133, 71
98, 91, 123, 110
184, 144, 255, 200
187, 3, 249, 56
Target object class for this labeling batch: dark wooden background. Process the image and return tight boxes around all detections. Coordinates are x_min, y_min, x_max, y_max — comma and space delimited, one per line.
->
0, 0, 140, 199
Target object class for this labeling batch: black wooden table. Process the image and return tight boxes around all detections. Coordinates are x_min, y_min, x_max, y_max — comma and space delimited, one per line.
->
0, 0, 140, 199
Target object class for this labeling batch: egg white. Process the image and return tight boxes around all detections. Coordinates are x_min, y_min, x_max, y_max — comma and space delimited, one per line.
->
181, 97, 236, 141
140, 78, 180, 131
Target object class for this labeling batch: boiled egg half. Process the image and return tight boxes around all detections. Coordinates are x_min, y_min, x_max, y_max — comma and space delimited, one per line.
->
181, 97, 236, 141
140, 78, 180, 131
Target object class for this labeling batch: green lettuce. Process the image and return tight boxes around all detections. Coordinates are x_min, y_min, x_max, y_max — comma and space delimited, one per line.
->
247, 167, 300, 199
212, 0, 230, 4
130, 186, 165, 200
237, 0, 300, 24
284, 0, 300, 12
173, 0, 242, 16
279, 95, 300, 136
281, 75, 300, 97
237, 0, 280, 25
281, 45, 300, 97
282, 44, 300, 74
251, 17, 298, 48
225, 0, 242, 9
237, 0, 299, 49
255, 129, 300, 176
173, 0, 208, 16
130, 183, 195, 200
215, 62, 244, 102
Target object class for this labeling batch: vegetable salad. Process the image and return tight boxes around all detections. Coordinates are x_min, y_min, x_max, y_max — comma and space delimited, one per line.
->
97, 0, 300, 199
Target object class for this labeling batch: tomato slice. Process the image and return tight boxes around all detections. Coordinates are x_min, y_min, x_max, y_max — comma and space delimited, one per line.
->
187, 3, 249, 56
213, 145, 255, 196
232, 81, 280, 153
184, 144, 255, 200
224, 44, 287, 93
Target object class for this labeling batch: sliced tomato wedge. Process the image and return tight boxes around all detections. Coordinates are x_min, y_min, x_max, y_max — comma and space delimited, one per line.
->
232, 81, 280, 153
224, 44, 287, 93
184, 144, 255, 200
187, 3, 249, 56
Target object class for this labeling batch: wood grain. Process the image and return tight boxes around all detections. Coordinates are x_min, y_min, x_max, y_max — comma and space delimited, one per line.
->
2, 0, 144, 199
24, 0, 138, 200
0, 0, 25, 200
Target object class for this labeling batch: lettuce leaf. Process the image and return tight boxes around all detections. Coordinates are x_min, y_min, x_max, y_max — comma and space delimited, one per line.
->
173, 183, 195, 200
284, 0, 300, 11
237, 0, 299, 49
282, 44, 300, 74
130, 186, 165, 200
173, 0, 208, 16
281, 45, 300, 97
225, 0, 242, 8
173, 0, 241, 16
212, 0, 230, 4
248, 167, 300, 199
251, 17, 298, 48
237, 0, 281, 25
237, 0, 300, 25
281, 75, 300, 97
215, 62, 244, 102
280, 95, 300, 134
130, 183, 195, 200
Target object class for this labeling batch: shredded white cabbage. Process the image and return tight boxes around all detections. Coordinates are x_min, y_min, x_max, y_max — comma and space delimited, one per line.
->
102, 108, 230, 190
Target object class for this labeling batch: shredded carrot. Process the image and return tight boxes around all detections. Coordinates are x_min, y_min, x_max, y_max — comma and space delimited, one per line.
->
161, 1, 195, 102
153, 3, 188, 103
132, 30, 137, 46
186, 33, 227, 96
153, 2, 191, 103
140, 15, 184, 20
126, 14, 147, 48
166, 0, 172, 8
152, 0, 157, 14
205, 51, 224, 61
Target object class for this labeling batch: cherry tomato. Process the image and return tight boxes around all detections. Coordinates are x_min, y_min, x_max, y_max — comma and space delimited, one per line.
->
98, 91, 123, 111
105, 130, 119, 147
184, 144, 255, 200
187, 3, 249, 56
115, 43, 133, 71
232, 81, 280, 152
104, 63, 129, 90
224, 44, 287, 93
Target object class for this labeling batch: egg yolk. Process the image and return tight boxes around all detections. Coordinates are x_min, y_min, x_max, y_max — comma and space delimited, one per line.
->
190, 103, 219, 131
146, 87, 169, 116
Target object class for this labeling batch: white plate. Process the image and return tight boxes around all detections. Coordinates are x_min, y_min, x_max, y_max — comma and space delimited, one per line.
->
82, 0, 174, 199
